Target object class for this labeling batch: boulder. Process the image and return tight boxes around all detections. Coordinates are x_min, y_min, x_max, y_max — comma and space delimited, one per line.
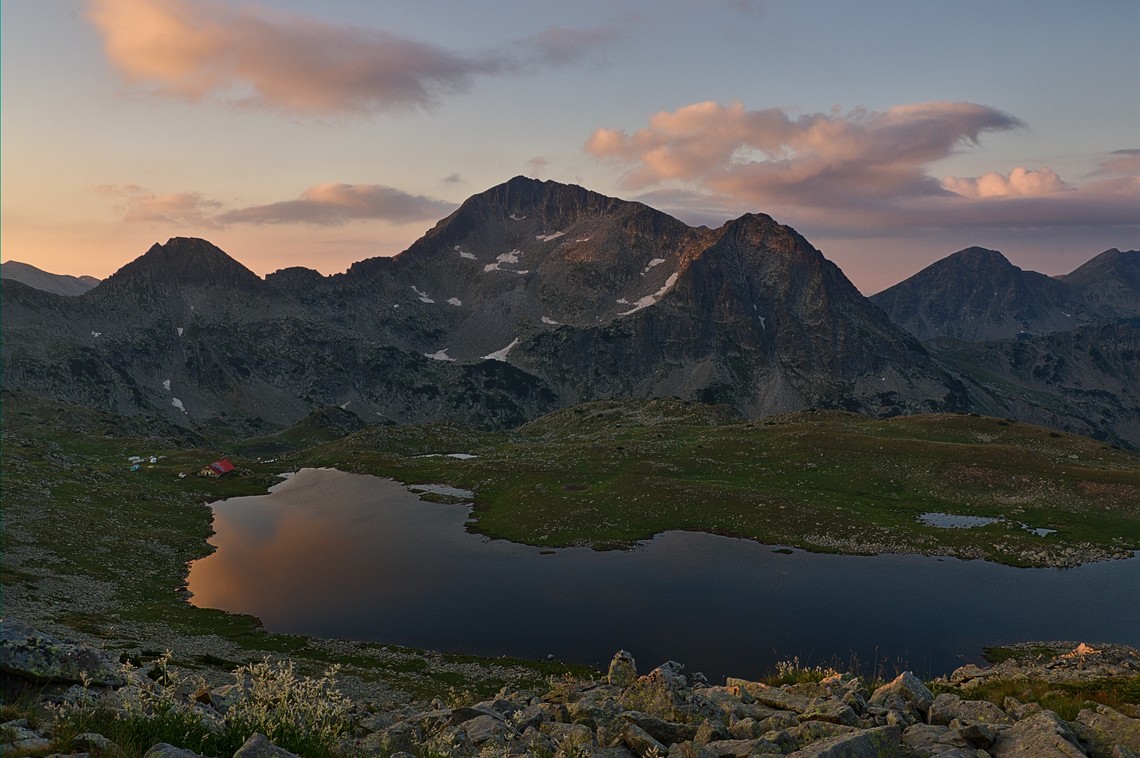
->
1073, 704, 1140, 758
232, 732, 300, 757
868, 672, 933, 721
610, 650, 639, 688
624, 710, 700, 745
621, 662, 691, 720
1, 618, 124, 686
623, 721, 668, 757
901, 722, 949, 754
788, 724, 901, 756
703, 737, 783, 756
990, 710, 1086, 757
143, 744, 207, 757
928, 693, 1013, 726
798, 699, 860, 727
725, 679, 813, 714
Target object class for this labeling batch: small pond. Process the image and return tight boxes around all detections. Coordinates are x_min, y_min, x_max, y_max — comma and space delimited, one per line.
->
187, 468, 1140, 681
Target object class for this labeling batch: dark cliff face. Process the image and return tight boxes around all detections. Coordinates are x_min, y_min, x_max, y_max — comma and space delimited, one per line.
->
870, 247, 1090, 342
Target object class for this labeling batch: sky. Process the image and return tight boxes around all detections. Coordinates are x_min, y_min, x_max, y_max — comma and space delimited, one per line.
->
2, 0, 1137, 294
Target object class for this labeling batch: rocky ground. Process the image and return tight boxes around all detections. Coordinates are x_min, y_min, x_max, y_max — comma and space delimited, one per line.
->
4, 620, 1139, 758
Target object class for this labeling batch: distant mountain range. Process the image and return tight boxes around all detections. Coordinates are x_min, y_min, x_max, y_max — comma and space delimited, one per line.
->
3, 177, 1137, 447
870, 246, 1138, 342
1, 260, 101, 296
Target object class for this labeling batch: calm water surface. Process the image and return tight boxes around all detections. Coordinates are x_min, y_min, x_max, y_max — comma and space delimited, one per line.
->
187, 468, 1140, 681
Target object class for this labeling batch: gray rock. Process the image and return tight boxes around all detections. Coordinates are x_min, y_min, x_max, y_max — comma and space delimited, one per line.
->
72, 732, 114, 751
799, 700, 860, 727
668, 743, 718, 758
1073, 704, 1140, 758
1, 619, 125, 686
787, 724, 901, 756
928, 693, 1013, 727
622, 662, 691, 720
703, 737, 783, 756
461, 713, 517, 746
143, 744, 207, 758
624, 711, 700, 745
232, 732, 300, 757
901, 722, 949, 754
623, 721, 668, 757
990, 710, 1086, 757
725, 679, 813, 714
610, 650, 639, 688
868, 672, 933, 721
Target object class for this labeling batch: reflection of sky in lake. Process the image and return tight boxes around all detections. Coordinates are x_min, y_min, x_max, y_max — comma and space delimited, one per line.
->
188, 468, 1140, 682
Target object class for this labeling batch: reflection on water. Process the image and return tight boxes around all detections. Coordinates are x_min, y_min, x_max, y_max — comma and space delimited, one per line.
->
188, 468, 1140, 681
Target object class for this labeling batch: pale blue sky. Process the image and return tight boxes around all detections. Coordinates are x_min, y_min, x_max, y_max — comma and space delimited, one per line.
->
3, 0, 1137, 292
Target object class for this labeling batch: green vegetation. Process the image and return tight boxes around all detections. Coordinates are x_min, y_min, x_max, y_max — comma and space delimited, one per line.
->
304, 399, 1140, 567
0, 391, 589, 704
3, 390, 1138, 713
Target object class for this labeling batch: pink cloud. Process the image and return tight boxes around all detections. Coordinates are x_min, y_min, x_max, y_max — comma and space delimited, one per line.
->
586, 100, 1139, 233
218, 184, 455, 225
87, 0, 621, 114
98, 184, 223, 227
586, 100, 1023, 205
941, 167, 1070, 198
99, 183, 455, 227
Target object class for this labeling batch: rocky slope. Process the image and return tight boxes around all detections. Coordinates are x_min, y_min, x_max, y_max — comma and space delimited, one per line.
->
935, 320, 1140, 448
4, 621, 1139, 757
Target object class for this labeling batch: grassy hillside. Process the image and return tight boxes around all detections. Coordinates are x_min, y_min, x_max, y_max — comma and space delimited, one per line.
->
308, 399, 1140, 567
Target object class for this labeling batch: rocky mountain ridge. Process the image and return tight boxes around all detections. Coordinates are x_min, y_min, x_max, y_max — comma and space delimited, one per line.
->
2, 177, 1136, 446
870, 246, 1139, 343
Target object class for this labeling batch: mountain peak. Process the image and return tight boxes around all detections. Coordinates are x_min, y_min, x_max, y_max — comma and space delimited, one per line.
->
95, 237, 263, 294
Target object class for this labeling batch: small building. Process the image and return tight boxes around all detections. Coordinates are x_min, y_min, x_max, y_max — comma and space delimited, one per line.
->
198, 458, 235, 478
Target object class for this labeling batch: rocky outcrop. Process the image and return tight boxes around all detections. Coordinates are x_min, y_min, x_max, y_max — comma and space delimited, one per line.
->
6, 624, 1138, 758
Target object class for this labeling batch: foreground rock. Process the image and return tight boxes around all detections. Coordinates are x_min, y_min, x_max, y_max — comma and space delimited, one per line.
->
3, 622, 1139, 758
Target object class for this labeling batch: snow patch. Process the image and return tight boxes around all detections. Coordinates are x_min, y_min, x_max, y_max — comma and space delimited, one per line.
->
455, 245, 476, 260
425, 349, 456, 362
575, 237, 590, 242
414, 453, 479, 460
171, 397, 186, 413
536, 231, 565, 242
482, 337, 520, 361
509, 213, 526, 221
411, 285, 435, 304
162, 379, 171, 391
176, 327, 184, 337
641, 258, 666, 275
616, 298, 630, 305
339, 401, 349, 409
618, 271, 681, 316
515, 269, 529, 275
483, 250, 522, 272
91, 331, 101, 338
446, 297, 462, 306
541, 316, 560, 325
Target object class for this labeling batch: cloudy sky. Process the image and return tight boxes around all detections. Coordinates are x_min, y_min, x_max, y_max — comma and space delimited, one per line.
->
2, 0, 1137, 293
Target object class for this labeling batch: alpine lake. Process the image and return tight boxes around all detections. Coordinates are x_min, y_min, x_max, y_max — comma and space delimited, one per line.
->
187, 467, 1140, 683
